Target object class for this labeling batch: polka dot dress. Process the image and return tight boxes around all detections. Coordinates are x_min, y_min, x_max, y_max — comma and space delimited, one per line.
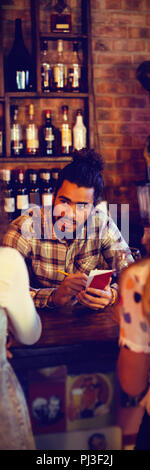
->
119, 259, 150, 353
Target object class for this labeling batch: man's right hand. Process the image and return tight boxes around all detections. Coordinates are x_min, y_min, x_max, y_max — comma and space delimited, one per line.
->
53, 272, 88, 306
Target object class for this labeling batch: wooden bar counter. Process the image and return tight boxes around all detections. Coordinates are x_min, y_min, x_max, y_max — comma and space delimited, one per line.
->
10, 304, 119, 374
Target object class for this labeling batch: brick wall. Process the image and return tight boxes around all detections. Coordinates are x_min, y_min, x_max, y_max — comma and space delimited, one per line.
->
91, 0, 150, 192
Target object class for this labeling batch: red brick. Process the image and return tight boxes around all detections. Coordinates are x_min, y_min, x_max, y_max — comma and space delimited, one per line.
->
95, 80, 132, 94
116, 123, 149, 135
100, 147, 118, 162
94, 66, 116, 79
132, 109, 150, 121
95, 53, 132, 65
101, 135, 132, 146
95, 96, 113, 108
93, 25, 127, 38
97, 123, 116, 134
116, 67, 133, 80
105, 0, 122, 8
115, 96, 148, 108
109, 12, 146, 25
97, 109, 114, 121
122, 0, 146, 10
133, 54, 150, 63
92, 39, 112, 52
128, 27, 150, 38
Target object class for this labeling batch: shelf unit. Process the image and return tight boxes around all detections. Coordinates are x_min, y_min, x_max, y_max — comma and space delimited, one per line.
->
0, 0, 94, 171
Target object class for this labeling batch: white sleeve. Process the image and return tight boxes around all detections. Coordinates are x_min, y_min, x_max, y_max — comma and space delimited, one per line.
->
0, 247, 42, 345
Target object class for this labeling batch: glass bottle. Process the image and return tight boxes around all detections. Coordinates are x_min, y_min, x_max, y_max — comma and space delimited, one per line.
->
51, 0, 72, 33
0, 132, 3, 156
11, 105, 23, 157
41, 40, 51, 92
26, 104, 39, 156
51, 168, 60, 191
28, 170, 40, 206
67, 42, 81, 92
53, 40, 67, 91
43, 110, 56, 156
16, 169, 29, 217
5, 18, 33, 92
40, 169, 53, 207
3, 169, 16, 222
61, 105, 72, 155
73, 109, 87, 151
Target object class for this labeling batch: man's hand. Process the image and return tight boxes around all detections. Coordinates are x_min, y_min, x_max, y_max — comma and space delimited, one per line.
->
54, 272, 88, 306
76, 284, 113, 310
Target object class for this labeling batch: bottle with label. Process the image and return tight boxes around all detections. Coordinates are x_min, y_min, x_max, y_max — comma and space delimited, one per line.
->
16, 169, 29, 217
26, 104, 39, 156
43, 110, 56, 156
67, 42, 81, 92
51, 0, 72, 33
51, 168, 60, 191
5, 18, 33, 92
11, 105, 23, 157
3, 169, 16, 221
40, 169, 53, 207
61, 105, 72, 155
53, 40, 67, 91
73, 109, 87, 151
41, 40, 51, 92
28, 170, 40, 206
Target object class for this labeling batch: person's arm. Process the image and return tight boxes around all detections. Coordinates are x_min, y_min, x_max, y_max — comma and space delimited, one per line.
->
118, 347, 150, 396
0, 247, 42, 345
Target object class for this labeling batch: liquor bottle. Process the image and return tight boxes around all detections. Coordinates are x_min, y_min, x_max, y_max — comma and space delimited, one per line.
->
41, 40, 51, 92
61, 105, 72, 154
73, 109, 87, 151
16, 169, 29, 217
67, 42, 81, 92
5, 18, 33, 92
51, 0, 72, 33
28, 170, 40, 206
3, 169, 16, 221
26, 104, 39, 156
11, 105, 23, 157
53, 40, 67, 91
51, 168, 60, 191
40, 170, 53, 207
43, 110, 56, 156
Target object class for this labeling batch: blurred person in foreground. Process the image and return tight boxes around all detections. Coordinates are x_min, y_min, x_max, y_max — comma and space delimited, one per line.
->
3, 149, 132, 310
117, 226, 150, 449
0, 180, 42, 449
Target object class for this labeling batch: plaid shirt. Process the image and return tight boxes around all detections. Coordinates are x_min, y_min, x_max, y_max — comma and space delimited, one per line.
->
3, 206, 132, 309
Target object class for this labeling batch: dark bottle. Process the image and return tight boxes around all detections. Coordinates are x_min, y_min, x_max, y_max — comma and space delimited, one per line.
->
51, 0, 72, 33
28, 170, 40, 206
11, 105, 23, 156
5, 18, 33, 92
51, 168, 60, 191
16, 169, 29, 217
41, 40, 51, 92
40, 169, 53, 207
43, 110, 56, 156
3, 169, 16, 222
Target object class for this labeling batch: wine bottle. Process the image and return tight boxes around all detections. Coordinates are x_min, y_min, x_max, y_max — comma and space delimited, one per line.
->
41, 40, 51, 92
3, 169, 16, 222
53, 40, 67, 91
67, 42, 81, 92
11, 105, 23, 157
26, 104, 39, 156
73, 109, 87, 151
51, 168, 60, 191
28, 170, 40, 206
40, 170, 53, 207
5, 18, 33, 92
43, 110, 56, 156
16, 169, 29, 217
51, 0, 72, 33
61, 105, 72, 155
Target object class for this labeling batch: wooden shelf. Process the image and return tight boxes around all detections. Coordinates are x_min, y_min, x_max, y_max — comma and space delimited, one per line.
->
0, 156, 73, 163
6, 92, 88, 99
40, 32, 88, 41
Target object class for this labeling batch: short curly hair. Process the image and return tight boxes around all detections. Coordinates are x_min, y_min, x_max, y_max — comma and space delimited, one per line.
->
55, 148, 104, 206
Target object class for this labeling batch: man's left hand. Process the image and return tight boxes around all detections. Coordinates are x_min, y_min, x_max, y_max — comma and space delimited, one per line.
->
76, 285, 113, 310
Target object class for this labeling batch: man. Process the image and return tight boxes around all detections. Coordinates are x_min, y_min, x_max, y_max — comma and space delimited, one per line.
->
3, 149, 131, 310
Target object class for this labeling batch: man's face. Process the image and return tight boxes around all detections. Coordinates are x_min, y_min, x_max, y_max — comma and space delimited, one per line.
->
53, 180, 94, 237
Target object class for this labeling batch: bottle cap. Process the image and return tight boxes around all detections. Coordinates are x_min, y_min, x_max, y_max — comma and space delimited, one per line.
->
76, 109, 83, 115
45, 110, 51, 117
62, 105, 68, 112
